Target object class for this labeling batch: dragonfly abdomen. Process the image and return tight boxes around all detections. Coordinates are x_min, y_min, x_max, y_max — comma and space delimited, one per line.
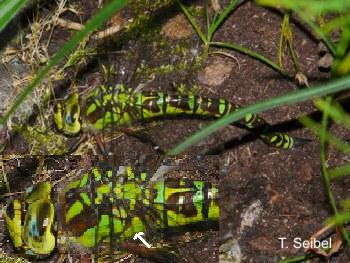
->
84, 85, 266, 130
84, 90, 238, 128
135, 92, 239, 119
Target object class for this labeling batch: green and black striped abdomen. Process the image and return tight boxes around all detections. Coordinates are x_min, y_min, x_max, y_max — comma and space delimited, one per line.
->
82, 84, 297, 149
132, 92, 235, 118
133, 92, 268, 129
84, 84, 265, 129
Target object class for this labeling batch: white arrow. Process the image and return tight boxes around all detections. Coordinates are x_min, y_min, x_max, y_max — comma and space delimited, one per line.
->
133, 232, 151, 248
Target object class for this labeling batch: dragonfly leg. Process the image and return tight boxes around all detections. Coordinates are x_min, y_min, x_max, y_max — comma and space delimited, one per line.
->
68, 133, 88, 153
119, 127, 165, 154
68, 132, 112, 155
93, 133, 109, 155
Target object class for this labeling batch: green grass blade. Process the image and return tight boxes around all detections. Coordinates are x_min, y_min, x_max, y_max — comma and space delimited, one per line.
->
340, 198, 350, 210
299, 116, 350, 154
329, 163, 350, 180
256, 0, 350, 14
177, 0, 207, 44
319, 98, 337, 213
256, 0, 336, 54
278, 253, 317, 263
296, 9, 336, 55
167, 75, 350, 155
210, 41, 287, 76
0, 0, 28, 32
315, 99, 350, 130
207, 0, 239, 41
0, 0, 129, 126
205, 0, 210, 35
326, 212, 350, 227
322, 16, 350, 35
319, 97, 350, 245
332, 27, 350, 75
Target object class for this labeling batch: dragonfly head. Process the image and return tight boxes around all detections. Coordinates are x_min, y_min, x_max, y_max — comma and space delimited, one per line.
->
5, 182, 56, 257
53, 93, 81, 136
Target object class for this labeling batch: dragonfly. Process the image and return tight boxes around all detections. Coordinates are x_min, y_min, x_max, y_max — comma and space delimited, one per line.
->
4, 160, 219, 262
53, 83, 309, 153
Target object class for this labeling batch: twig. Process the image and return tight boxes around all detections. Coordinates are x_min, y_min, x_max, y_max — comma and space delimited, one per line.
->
56, 17, 123, 40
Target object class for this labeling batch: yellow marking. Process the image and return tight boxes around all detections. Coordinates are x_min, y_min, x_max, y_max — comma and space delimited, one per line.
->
66, 201, 83, 223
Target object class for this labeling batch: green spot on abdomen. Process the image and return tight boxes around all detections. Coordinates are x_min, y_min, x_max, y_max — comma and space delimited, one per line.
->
66, 201, 83, 223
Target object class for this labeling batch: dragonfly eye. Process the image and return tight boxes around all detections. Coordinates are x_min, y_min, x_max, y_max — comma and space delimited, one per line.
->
23, 199, 56, 256
27, 201, 52, 237
53, 93, 81, 136
6, 182, 56, 257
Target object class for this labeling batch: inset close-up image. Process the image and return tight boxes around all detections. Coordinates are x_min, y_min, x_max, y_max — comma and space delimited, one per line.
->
0, 155, 219, 262
1, 0, 350, 262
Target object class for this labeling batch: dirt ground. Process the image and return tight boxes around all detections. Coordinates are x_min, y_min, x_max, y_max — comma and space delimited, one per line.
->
1, 0, 350, 262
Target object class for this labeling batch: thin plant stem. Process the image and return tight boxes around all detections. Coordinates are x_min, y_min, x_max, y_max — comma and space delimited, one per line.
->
320, 97, 350, 246
299, 116, 350, 154
280, 11, 301, 72
278, 12, 286, 68
0, 0, 28, 32
207, 0, 239, 41
205, 0, 210, 37
177, 0, 207, 44
278, 253, 317, 263
285, 12, 301, 72
297, 9, 336, 55
211, 41, 287, 76
329, 163, 350, 180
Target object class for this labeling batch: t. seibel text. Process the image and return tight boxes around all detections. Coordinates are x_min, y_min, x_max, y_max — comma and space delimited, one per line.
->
278, 237, 331, 249
294, 237, 331, 249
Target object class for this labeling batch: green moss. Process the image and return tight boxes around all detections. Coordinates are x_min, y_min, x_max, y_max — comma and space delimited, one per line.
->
12, 124, 68, 155
0, 252, 29, 263
133, 26, 203, 82
124, 0, 174, 34
174, 83, 200, 95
